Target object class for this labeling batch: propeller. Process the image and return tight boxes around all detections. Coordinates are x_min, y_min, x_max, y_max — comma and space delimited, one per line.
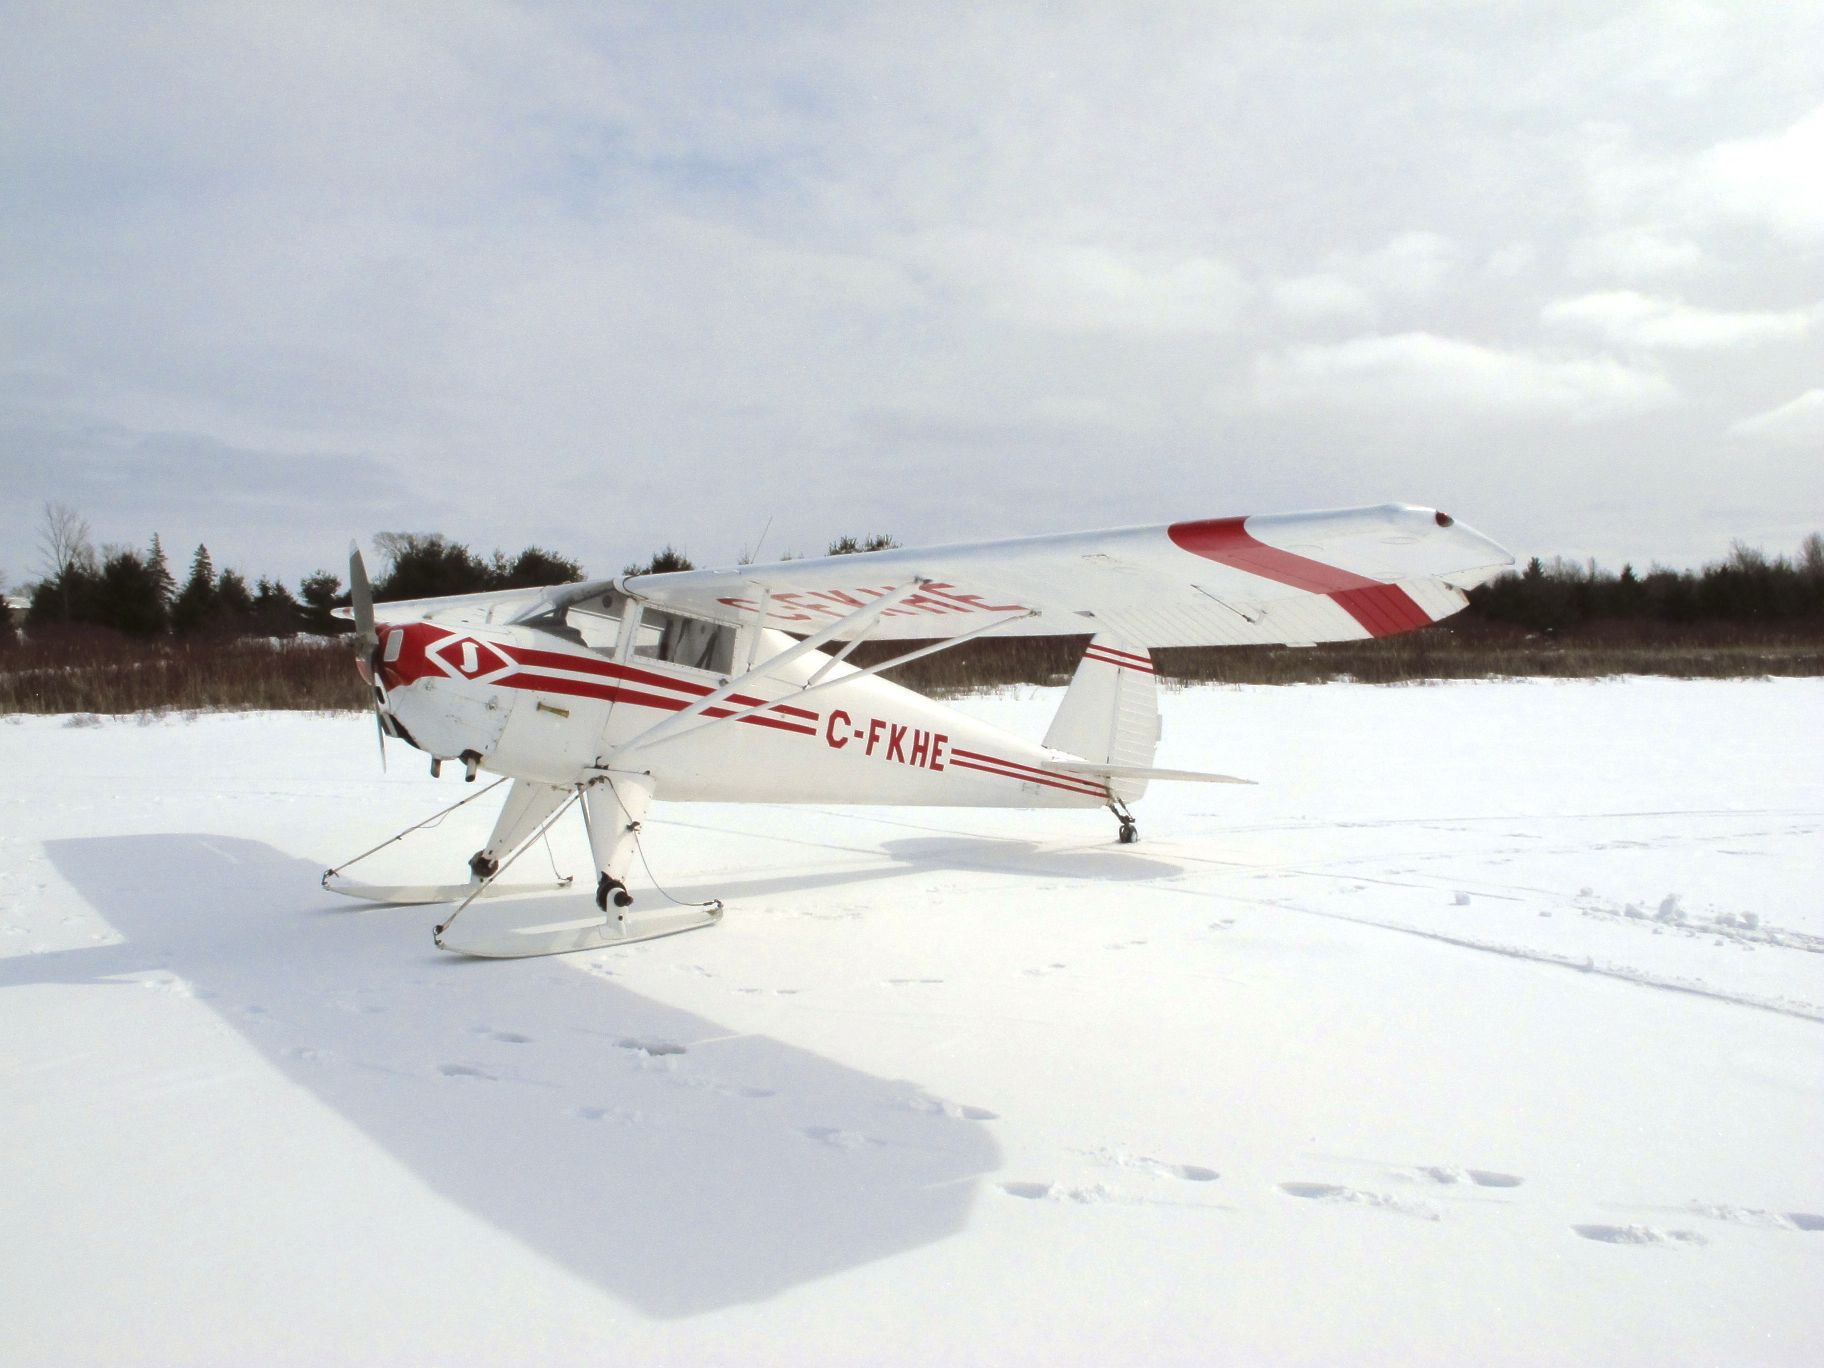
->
348, 542, 388, 770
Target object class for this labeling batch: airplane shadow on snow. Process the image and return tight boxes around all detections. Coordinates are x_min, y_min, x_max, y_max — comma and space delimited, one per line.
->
644, 828, 1186, 907
19, 833, 1008, 1319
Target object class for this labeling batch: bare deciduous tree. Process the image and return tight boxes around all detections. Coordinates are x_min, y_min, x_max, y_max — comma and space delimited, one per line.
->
38, 502, 96, 580
1800, 531, 1824, 581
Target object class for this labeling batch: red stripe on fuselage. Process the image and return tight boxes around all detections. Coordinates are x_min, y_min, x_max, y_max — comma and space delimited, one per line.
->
949, 757, 1108, 798
500, 644, 819, 720
495, 672, 818, 736
948, 747, 1109, 798
1166, 517, 1432, 638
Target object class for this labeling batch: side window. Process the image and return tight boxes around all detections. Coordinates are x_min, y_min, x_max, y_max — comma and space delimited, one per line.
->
634, 609, 735, 675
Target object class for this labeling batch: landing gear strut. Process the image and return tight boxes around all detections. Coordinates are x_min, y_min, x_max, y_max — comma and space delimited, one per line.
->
1109, 796, 1139, 844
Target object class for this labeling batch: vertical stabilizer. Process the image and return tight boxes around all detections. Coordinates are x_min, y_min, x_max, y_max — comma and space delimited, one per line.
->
1042, 636, 1160, 801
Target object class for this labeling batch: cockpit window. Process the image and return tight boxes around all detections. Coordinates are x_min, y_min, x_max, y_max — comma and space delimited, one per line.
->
635, 609, 735, 675
523, 591, 625, 656
563, 605, 624, 653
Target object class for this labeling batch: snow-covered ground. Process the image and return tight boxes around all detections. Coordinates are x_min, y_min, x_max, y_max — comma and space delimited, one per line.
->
3, 679, 1821, 1366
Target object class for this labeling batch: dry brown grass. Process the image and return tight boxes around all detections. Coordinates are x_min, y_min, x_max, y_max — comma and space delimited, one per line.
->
0, 629, 364, 715
2, 619, 1819, 717
872, 621, 1824, 694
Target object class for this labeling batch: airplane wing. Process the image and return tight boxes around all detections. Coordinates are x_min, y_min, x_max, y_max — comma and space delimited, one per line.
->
335, 581, 620, 629
617, 503, 1512, 647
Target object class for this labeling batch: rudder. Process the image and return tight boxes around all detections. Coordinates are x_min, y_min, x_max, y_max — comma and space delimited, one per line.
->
1042, 636, 1160, 801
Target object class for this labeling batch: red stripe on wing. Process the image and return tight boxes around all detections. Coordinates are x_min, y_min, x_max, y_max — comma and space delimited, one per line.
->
1166, 516, 1434, 638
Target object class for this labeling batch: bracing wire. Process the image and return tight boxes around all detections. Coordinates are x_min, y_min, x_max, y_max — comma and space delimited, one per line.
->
603, 773, 722, 913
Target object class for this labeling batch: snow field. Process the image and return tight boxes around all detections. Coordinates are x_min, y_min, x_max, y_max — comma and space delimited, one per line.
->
2, 678, 1821, 1366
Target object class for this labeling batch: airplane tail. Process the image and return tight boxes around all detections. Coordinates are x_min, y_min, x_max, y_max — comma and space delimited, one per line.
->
1043, 635, 1162, 802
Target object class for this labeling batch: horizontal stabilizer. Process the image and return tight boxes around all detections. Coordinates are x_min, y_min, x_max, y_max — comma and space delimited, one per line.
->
1043, 762, 1255, 786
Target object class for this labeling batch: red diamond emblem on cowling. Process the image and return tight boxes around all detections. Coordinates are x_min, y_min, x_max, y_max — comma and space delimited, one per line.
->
430, 636, 510, 680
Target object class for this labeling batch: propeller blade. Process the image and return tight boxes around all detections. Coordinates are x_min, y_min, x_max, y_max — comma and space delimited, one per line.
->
348, 541, 378, 654
348, 542, 390, 771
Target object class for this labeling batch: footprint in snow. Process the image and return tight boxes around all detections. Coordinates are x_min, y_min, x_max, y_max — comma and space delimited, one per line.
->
1689, 1203, 1824, 1232
999, 1181, 1115, 1204
437, 1063, 496, 1081
1408, 1165, 1524, 1189
616, 1037, 686, 1056
903, 1097, 999, 1122
574, 1105, 636, 1124
1141, 1160, 1219, 1182
1572, 1224, 1708, 1247
799, 1126, 882, 1151
1280, 1182, 1440, 1221
1088, 1147, 1217, 1182
470, 1025, 534, 1044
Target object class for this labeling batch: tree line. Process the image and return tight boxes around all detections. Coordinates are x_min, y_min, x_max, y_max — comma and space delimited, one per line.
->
2, 503, 904, 644
8, 502, 1817, 649
1469, 535, 1824, 633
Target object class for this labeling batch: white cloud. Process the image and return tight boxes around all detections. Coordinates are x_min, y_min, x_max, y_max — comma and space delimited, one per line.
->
1689, 105, 1824, 242
1360, 231, 1462, 297
1484, 242, 1537, 279
5, 5, 1822, 577
913, 236, 1251, 334
1266, 232, 1461, 329
1541, 291, 1817, 350
1269, 274, 1376, 325
1727, 389, 1824, 448
1568, 229, 1704, 281
1254, 332, 1676, 421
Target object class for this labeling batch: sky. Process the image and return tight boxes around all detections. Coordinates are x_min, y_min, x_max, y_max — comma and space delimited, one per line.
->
3, 1, 1822, 590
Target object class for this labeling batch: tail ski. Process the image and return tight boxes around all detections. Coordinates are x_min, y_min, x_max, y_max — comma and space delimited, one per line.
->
1042, 636, 1254, 795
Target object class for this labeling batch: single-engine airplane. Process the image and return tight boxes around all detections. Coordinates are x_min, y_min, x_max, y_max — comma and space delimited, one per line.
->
323, 503, 1511, 957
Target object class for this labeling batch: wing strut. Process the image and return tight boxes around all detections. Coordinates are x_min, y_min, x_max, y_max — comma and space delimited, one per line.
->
615, 603, 1035, 758
614, 580, 927, 754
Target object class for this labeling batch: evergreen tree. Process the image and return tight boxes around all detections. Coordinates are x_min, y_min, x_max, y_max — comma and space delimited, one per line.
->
827, 533, 900, 556
171, 545, 218, 634
93, 547, 170, 636
493, 546, 584, 588
26, 561, 103, 628
623, 545, 694, 576
252, 578, 301, 637
372, 532, 496, 599
216, 568, 255, 619
147, 534, 176, 611
298, 571, 345, 635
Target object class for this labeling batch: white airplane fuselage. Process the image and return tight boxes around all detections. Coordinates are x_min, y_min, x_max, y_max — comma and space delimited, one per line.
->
371, 619, 1108, 809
